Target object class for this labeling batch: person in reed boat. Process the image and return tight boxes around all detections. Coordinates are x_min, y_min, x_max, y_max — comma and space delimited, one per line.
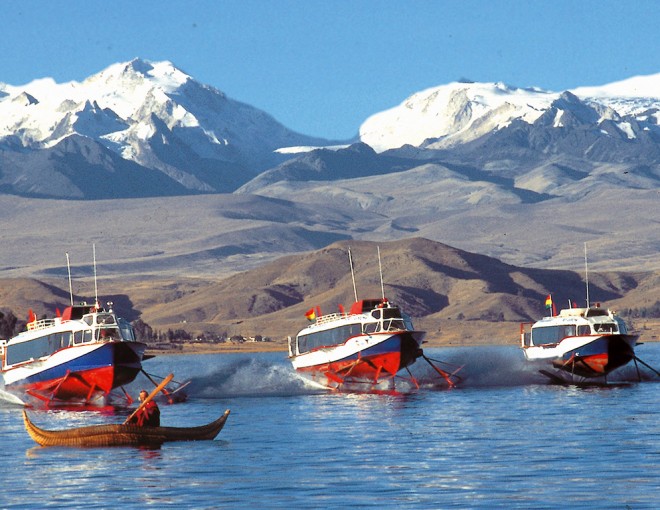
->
127, 389, 160, 427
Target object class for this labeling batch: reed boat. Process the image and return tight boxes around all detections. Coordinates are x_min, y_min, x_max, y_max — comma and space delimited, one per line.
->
23, 409, 230, 447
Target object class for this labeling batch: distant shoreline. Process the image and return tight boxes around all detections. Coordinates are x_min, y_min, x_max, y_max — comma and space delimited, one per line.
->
146, 319, 659, 356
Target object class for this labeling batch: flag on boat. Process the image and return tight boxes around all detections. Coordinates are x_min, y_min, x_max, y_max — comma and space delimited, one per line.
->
304, 308, 316, 321
544, 295, 552, 309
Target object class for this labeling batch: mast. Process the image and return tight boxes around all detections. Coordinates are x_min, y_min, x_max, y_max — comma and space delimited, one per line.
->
377, 246, 385, 300
584, 242, 590, 308
93, 244, 99, 308
348, 247, 358, 302
66, 253, 74, 306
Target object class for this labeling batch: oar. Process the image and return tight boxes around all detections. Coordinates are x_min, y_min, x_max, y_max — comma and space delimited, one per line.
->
123, 373, 173, 425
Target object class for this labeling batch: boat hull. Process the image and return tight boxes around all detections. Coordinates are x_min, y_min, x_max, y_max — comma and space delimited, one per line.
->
524, 334, 637, 379
23, 409, 230, 447
3, 341, 146, 402
291, 331, 424, 386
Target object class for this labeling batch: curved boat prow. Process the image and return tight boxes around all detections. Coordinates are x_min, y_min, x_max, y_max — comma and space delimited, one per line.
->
23, 409, 230, 447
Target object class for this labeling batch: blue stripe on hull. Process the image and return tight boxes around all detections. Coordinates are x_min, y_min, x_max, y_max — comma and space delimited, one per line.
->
334, 332, 421, 369
556, 334, 636, 377
6, 342, 144, 389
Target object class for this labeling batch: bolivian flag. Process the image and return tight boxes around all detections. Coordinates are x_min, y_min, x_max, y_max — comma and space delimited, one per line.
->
304, 308, 316, 321
545, 295, 553, 309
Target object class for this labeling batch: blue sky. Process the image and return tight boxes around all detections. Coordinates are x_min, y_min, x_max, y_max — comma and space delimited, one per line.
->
2, 1, 658, 140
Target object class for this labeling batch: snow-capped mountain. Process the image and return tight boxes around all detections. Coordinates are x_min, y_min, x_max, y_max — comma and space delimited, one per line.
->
0, 60, 659, 200
0, 58, 330, 198
359, 74, 660, 153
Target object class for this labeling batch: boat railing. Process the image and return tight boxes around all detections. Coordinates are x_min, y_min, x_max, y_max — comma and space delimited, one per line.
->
26, 318, 58, 331
315, 312, 355, 326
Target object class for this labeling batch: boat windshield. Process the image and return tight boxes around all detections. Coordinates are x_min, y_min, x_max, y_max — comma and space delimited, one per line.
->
614, 317, 628, 334
594, 323, 617, 334
118, 318, 136, 341
366, 307, 409, 333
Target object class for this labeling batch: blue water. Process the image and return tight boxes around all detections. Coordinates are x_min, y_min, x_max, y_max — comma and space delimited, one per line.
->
2, 344, 660, 509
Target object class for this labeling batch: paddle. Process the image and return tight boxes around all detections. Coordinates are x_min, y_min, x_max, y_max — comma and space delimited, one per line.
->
123, 373, 173, 425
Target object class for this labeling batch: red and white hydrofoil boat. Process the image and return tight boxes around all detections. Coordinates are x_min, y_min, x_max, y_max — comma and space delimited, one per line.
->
289, 298, 461, 391
520, 303, 638, 382
0, 302, 146, 405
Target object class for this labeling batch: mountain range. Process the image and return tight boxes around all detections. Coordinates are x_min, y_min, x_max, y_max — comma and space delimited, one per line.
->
0, 59, 658, 339
1, 59, 659, 200
0, 238, 657, 345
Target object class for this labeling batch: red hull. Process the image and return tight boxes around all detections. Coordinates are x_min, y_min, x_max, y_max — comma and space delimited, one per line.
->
27, 365, 122, 401
298, 350, 405, 384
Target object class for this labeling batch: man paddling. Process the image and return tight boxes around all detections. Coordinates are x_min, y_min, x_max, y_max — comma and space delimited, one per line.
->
127, 390, 161, 427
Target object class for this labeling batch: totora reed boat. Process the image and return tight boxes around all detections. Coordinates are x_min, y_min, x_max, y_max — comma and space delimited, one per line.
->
23, 409, 230, 447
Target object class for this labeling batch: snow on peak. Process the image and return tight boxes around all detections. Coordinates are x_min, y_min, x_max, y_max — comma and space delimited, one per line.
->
571, 72, 660, 99
359, 73, 660, 152
0, 59, 200, 146
89, 58, 191, 93
359, 81, 558, 152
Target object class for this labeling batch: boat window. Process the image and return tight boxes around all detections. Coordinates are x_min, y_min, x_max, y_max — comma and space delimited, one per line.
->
402, 312, 415, 331
297, 323, 362, 354
83, 316, 93, 326
578, 325, 591, 336
73, 331, 84, 345
615, 317, 627, 334
594, 323, 615, 333
383, 319, 406, 331
83, 329, 93, 343
97, 327, 120, 341
49, 333, 67, 351
96, 313, 116, 325
382, 308, 403, 320
118, 319, 135, 342
363, 322, 379, 334
5, 334, 63, 365
531, 325, 576, 345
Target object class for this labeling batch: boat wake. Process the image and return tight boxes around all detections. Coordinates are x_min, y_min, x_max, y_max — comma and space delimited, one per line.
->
0, 388, 26, 407
183, 357, 325, 398
410, 346, 544, 388
136, 345, 660, 401
417, 346, 659, 389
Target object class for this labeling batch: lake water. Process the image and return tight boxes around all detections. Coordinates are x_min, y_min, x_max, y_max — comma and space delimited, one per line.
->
2, 343, 660, 509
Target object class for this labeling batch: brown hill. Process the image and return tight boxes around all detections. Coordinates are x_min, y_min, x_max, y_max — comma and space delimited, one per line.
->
2, 238, 655, 345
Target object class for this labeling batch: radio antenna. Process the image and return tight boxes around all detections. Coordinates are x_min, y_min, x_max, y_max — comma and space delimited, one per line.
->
93, 244, 99, 308
377, 246, 385, 300
66, 252, 74, 306
348, 247, 358, 302
584, 242, 590, 308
